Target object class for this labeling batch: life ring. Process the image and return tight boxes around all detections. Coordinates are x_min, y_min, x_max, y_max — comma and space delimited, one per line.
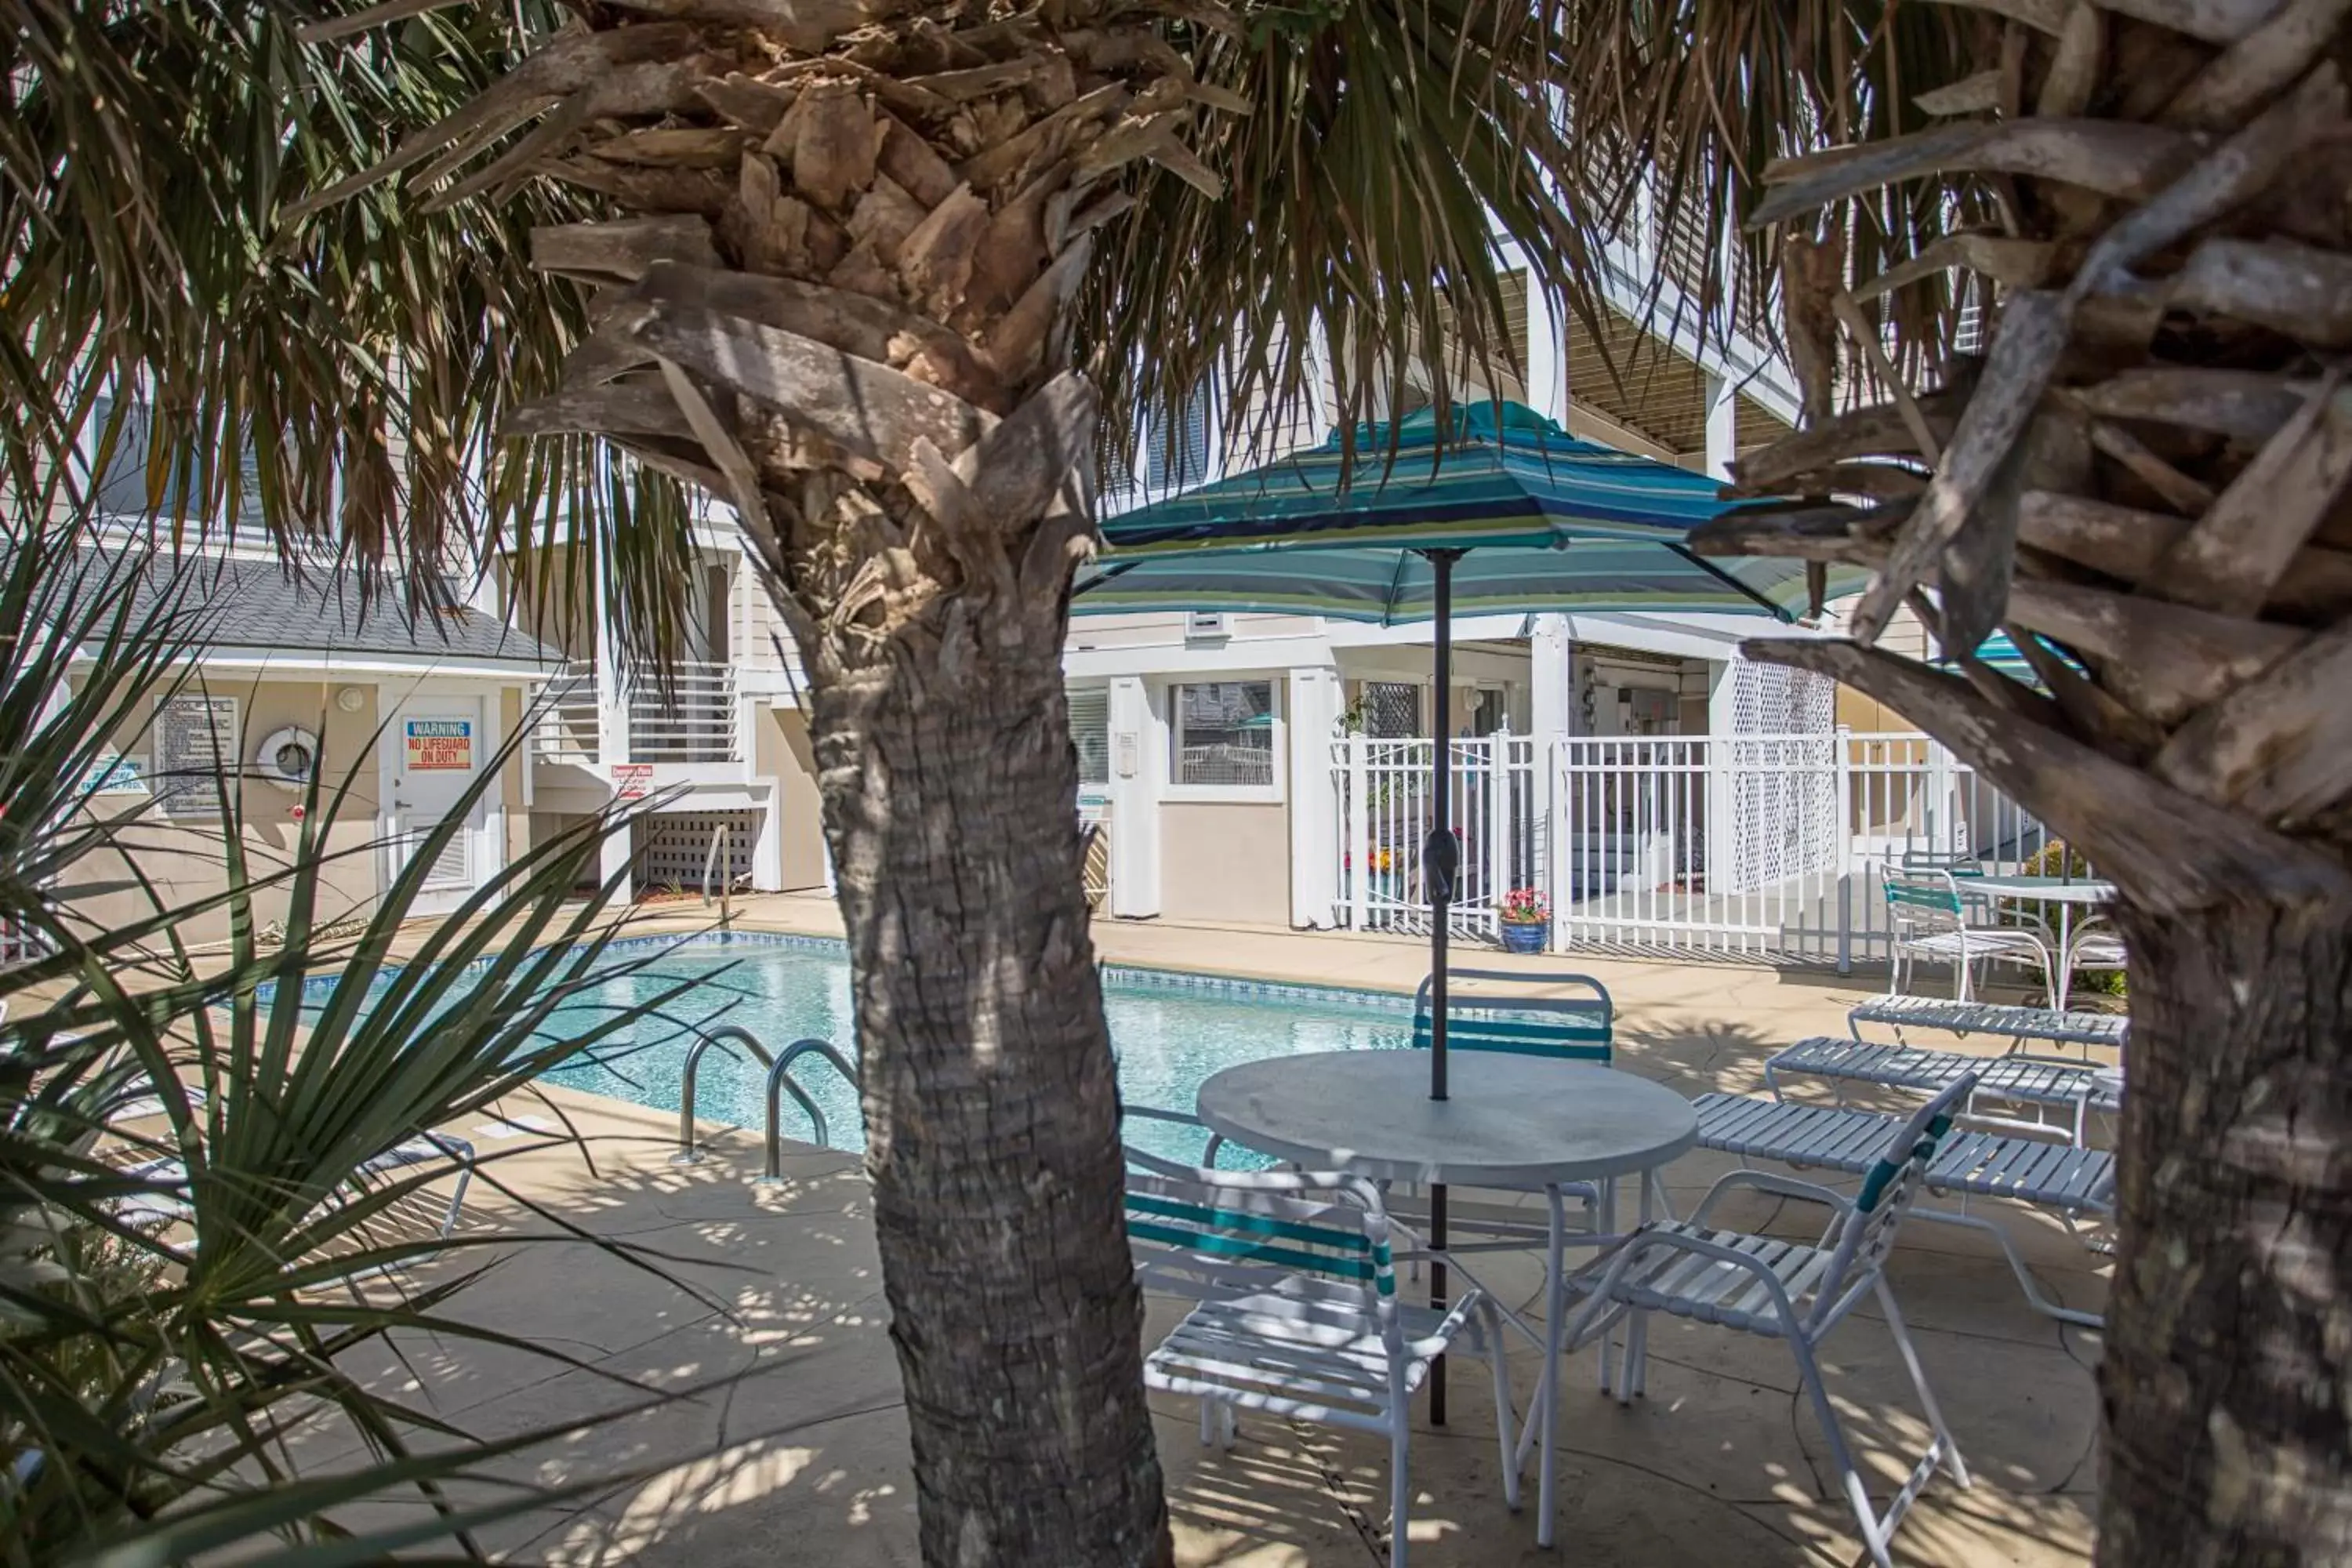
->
256, 725, 321, 792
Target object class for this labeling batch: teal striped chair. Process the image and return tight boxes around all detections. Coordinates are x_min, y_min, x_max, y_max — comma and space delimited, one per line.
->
1124, 1149, 1520, 1567
1410, 966, 1613, 1063
1883, 865, 2054, 1001
1396, 964, 1617, 1269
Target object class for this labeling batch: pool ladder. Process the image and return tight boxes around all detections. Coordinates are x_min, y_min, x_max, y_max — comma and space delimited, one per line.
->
673, 1025, 860, 1183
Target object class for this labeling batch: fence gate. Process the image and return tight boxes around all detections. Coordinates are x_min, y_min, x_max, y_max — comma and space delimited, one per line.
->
1331, 733, 1537, 938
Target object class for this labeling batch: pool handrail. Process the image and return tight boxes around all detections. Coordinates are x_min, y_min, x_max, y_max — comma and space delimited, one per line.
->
675, 1024, 773, 1165
764, 1038, 860, 1180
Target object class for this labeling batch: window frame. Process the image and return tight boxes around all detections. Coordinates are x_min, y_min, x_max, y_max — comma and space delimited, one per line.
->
1162, 678, 1284, 804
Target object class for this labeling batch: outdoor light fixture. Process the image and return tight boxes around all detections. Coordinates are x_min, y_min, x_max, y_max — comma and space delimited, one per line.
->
335, 686, 366, 713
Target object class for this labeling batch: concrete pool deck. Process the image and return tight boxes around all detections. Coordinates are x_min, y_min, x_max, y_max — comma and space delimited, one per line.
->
299, 896, 2107, 1566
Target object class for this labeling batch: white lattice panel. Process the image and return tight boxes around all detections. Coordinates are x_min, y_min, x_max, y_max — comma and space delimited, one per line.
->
1728, 658, 1835, 736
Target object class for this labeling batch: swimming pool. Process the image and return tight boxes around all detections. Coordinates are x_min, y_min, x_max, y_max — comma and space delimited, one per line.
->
334, 935, 1414, 1163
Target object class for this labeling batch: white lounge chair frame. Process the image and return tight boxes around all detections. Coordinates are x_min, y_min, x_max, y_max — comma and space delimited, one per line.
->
1559, 1079, 1978, 1568
1767, 1036, 2120, 1144
1847, 994, 2128, 1054
2058, 915, 2128, 1011
1125, 1149, 1519, 1568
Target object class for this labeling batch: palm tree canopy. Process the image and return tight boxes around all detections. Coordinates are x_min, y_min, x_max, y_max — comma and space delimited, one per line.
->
0, 0, 697, 650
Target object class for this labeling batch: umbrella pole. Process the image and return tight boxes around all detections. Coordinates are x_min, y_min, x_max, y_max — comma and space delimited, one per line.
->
1423, 547, 1464, 1426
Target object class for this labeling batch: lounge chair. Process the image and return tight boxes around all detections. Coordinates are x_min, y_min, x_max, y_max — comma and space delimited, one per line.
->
1692, 1090, 2111, 1327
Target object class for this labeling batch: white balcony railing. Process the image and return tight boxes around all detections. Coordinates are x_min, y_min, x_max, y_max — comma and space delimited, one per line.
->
533, 660, 601, 764
629, 659, 740, 764
531, 659, 743, 768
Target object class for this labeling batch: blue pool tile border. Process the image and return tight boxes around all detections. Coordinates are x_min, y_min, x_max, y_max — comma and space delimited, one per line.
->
266, 927, 1415, 1014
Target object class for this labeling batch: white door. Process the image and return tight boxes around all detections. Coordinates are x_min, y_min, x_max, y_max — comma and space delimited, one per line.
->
389, 696, 488, 915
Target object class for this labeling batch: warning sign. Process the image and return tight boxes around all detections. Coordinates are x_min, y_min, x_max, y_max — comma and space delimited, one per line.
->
612, 762, 653, 801
404, 718, 474, 771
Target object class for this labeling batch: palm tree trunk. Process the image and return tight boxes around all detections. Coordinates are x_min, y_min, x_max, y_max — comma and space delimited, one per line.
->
2100, 898, 2352, 1563
807, 583, 1170, 1565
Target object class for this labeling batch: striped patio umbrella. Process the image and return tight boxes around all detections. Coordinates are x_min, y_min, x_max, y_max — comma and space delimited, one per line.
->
1101, 398, 1746, 554
1078, 529, 1817, 622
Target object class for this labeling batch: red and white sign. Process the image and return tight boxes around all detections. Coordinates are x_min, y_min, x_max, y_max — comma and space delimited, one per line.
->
403, 718, 474, 771
612, 762, 653, 801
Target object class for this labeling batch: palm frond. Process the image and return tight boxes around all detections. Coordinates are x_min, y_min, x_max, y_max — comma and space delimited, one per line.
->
0, 0, 696, 658
1086, 0, 1617, 475
1538, 0, 1993, 389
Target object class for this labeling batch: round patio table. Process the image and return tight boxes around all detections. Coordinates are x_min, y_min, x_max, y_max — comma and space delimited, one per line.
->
1195, 1050, 1697, 1549
1195, 1051, 1697, 1188
1969, 875, 2117, 1007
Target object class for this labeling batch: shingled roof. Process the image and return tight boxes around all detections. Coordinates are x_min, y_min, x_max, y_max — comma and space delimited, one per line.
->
96, 548, 565, 669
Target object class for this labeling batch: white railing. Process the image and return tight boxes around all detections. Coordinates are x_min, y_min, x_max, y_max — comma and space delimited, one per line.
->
1329, 728, 2059, 967
628, 659, 740, 764
533, 660, 601, 764
532, 659, 744, 766
1332, 733, 1541, 938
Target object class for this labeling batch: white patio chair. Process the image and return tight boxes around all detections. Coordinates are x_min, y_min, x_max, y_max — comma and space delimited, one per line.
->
1555, 1076, 1977, 1568
1125, 1149, 1520, 1568
1882, 865, 2054, 1001
2058, 915, 2127, 1011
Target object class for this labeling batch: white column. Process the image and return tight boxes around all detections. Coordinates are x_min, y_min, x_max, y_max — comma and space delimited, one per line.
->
1704, 372, 1740, 481
1106, 675, 1161, 918
753, 779, 784, 891
1285, 665, 1344, 929
593, 572, 634, 900
1530, 616, 1573, 747
1529, 616, 1573, 949
1704, 655, 1739, 895
1525, 274, 1569, 424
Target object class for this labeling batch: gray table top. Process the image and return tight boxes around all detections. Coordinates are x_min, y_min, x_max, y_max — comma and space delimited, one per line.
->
1195, 1051, 1699, 1187
1968, 875, 2115, 902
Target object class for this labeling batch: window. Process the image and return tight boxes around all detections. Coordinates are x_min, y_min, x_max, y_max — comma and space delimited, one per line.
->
1171, 681, 1274, 788
1363, 681, 1421, 739
90, 396, 267, 528
1067, 688, 1110, 786
1143, 387, 1214, 491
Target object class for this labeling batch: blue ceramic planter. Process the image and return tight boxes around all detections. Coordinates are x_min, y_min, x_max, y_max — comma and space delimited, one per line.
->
1498, 920, 1549, 955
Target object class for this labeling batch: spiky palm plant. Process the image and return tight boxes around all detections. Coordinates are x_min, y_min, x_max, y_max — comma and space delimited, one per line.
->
278, 2, 1603, 1559
0, 526, 727, 1561
1549, 0, 2352, 1557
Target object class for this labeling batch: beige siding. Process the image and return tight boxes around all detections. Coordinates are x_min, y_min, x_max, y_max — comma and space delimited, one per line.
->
735, 568, 800, 673
72, 679, 384, 942
1160, 802, 1290, 925
754, 706, 829, 890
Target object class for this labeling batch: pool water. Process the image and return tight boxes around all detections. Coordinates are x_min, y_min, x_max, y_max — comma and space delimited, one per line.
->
347, 938, 1413, 1164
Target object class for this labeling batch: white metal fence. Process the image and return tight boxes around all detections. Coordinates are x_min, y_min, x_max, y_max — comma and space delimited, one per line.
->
1330, 729, 2058, 967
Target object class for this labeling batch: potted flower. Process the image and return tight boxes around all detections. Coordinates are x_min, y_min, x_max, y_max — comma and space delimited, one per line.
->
1497, 887, 1551, 954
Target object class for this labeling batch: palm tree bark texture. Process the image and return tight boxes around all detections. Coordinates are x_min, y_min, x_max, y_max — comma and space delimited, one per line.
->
1689, 3, 2352, 1559
324, 8, 1243, 1562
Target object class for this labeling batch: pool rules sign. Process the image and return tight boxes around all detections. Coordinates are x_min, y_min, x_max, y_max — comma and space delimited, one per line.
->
404, 718, 474, 771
